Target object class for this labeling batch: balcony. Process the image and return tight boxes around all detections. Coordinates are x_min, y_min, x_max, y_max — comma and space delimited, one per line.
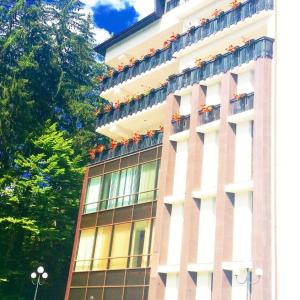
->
167, 37, 274, 95
99, 0, 273, 94
228, 92, 254, 123
90, 131, 163, 165
165, 0, 180, 12
197, 105, 221, 133
172, 115, 191, 133
97, 86, 167, 128
230, 92, 254, 114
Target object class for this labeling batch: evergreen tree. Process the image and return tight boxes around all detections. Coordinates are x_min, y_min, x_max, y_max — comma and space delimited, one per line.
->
0, 0, 106, 298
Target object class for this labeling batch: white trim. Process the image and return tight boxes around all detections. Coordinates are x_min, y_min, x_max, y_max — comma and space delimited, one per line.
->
157, 264, 180, 274
164, 194, 185, 205
224, 180, 253, 194
187, 263, 214, 272
227, 109, 254, 124
196, 120, 220, 133
169, 129, 190, 142
192, 187, 217, 199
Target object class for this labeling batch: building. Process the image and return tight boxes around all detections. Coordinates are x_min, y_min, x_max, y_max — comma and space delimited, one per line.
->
65, 0, 276, 299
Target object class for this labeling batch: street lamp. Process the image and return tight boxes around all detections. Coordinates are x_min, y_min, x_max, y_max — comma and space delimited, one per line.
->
31, 266, 48, 300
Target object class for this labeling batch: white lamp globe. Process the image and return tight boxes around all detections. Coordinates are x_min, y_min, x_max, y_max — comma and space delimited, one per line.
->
37, 266, 44, 274
42, 272, 48, 279
31, 272, 37, 279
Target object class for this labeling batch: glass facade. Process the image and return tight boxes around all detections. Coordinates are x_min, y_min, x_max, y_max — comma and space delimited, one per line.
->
84, 160, 160, 213
74, 219, 155, 272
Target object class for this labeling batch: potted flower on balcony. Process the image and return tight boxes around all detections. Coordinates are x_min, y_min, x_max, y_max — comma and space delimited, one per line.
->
107, 69, 114, 77
169, 32, 179, 41
128, 57, 136, 67
96, 75, 104, 82
200, 104, 213, 113
110, 140, 118, 151
226, 44, 238, 53
233, 93, 247, 101
132, 132, 141, 144
95, 144, 105, 154
103, 103, 113, 113
88, 149, 96, 160
172, 112, 182, 132
149, 48, 157, 56
200, 17, 209, 26
195, 58, 205, 68
229, 0, 241, 9
117, 63, 124, 72
163, 39, 171, 48
114, 101, 121, 110
211, 8, 224, 18
94, 108, 100, 116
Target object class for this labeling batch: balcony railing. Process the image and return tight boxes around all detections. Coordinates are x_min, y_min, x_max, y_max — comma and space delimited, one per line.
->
172, 115, 191, 133
166, 0, 180, 12
99, 0, 273, 93
90, 131, 163, 165
97, 86, 167, 127
199, 105, 221, 125
230, 92, 254, 114
167, 37, 274, 94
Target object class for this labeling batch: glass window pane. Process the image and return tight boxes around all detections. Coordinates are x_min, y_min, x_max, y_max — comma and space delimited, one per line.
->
116, 169, 127, 207
130, 220, 151, 268
138, 161, 157, 203
93, 226, 112, 271
85, 177, 101, 214
107, 171, 120, 209
75, 229, 95, 271
123, 166, 139, 206
100, 173, 112, 210
110, 223, 131, 269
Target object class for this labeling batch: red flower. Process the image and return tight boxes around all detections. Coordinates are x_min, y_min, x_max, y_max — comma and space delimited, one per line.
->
120, 138, 129, 146
95, 144, 105, 153
110, 140, 118, 150
88, 149, 96, 160
159, 125, 164, 132
146, 130, 154, 138
96, 75, 104, 82
132, 132, 141, 144
200, 18, 209, 26
170, 32, 178, 41
163, 40, 171, 48
149, 48, 156, 56
200, 105, 213, 113
117, 64, 124, 72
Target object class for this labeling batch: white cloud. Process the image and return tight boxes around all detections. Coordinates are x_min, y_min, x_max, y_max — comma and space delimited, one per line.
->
80, 0, 155, 43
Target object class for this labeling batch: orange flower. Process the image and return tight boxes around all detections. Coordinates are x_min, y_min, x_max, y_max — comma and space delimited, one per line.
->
117, 63, 124, 72
170, 32, 178, 41
114, 101, 120, 110
88, 149, 96, 160
129, 57, 136, 66
207, 54, 217, 61
230, 0, 241, 9
226, 44, 237, 52
95, 144, 105, 153
108, 69, 114, 77
172, 112, 182, 123
163, 40, 171, 48
242, 37, 254, 45
159, 125, 164, 132
200, 18, 209, 26
103, 104, 113, 113
120, 138, 129, 146
132, 132, 141, 144
211, 8, 223, 18
146, 130, 154, 138
149, 48, 156, 56
200, 105, 213, 113
96, 75, 104, 82
110, 140, 118, 150
195, 58, 204, 68
94, 108, 100, 116
233, 93, 247, 100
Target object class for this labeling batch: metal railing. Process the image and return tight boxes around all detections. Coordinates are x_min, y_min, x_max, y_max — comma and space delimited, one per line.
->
199, 105, 221, 125
99, 0, 273, 93
172, 114, 191, 133
230, 92, 254, 114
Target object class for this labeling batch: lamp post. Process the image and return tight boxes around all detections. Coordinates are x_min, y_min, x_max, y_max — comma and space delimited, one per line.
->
31, 266, 48, 300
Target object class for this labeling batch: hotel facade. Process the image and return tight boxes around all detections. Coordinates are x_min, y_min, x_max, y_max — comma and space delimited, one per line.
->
65, 0, 276, 299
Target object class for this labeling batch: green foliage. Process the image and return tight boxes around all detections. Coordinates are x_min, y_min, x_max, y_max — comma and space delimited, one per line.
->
0, 0, 107, 298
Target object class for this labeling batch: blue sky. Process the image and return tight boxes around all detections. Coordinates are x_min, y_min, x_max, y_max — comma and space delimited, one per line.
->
80, 0, 155, 43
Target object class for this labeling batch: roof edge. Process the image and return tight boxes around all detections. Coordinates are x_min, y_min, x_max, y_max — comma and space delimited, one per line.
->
94, 0, 166, 56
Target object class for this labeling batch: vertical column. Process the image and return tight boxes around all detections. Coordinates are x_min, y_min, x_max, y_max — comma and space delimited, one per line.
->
212, 73, 237, 300
64, 170, 89, 300
177, 85, 206, 300
251, 58, 272, 300
148, 93, 180, 300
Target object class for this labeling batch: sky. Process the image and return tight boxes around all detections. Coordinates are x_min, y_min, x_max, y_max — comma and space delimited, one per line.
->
80, 0, 155, 44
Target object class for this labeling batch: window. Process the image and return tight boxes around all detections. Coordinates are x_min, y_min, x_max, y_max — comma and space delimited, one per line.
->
92, 226, 112, 271
138, 161, 158, 203
74, 220, 155, 272
75, 229, 95, 271
110, 223, 131, 269
129, 220, 151, 268
84, 177, 101, 214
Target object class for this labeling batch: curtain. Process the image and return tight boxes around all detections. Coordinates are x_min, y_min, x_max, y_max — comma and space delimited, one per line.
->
138, 161, 157, 203
84, 177, 101, 214
75, 229, 95, 271
92, 226, 112, 271
110, 223, 131, 269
